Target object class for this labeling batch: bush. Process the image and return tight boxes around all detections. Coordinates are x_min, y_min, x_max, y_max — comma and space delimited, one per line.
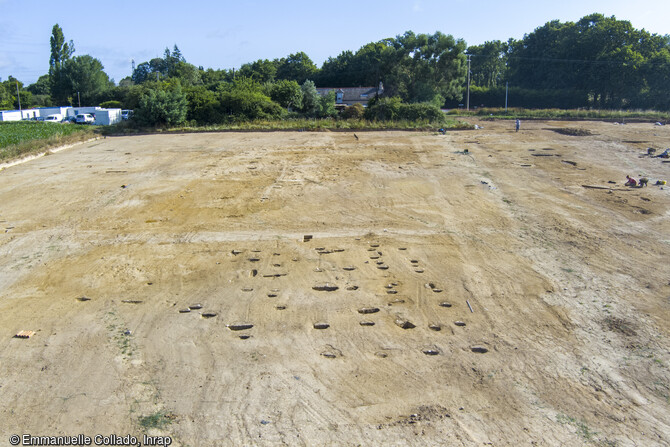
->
185, 86, 222, 124
365, 97, 445, 123
99, 100, 122, 109
134, 85, 188, 127
397, 103, 445, 121
364, 97, 403, 121
340, 103, 365, 119
218, 89, 283, 121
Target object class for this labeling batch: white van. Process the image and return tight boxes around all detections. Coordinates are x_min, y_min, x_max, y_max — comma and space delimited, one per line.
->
44, 114, 64, 123
76, 113, 95, 124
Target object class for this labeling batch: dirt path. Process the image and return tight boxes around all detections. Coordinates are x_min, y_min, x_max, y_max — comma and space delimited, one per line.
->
0, 121, 668, 446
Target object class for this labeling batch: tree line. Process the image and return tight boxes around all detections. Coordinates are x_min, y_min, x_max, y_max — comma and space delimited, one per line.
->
464, 13, 670, 110
1, 15, 669, 125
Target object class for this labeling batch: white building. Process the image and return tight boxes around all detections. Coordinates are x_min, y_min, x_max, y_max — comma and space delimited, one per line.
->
93, 108, 122, 125
0, 106, 122, 125
37, 107, 70, 118
0, 109, 40, 121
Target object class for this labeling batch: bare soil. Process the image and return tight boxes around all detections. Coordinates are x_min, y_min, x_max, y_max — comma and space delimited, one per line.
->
0, 120, 669, 446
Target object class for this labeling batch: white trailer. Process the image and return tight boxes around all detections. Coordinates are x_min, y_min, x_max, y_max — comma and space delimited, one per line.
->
37, 107, 70, 119
94, 108, 122, 125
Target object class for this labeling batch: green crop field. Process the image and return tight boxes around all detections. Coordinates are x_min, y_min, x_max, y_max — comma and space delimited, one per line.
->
0, 121, 97, 161
0, 121, 93, 148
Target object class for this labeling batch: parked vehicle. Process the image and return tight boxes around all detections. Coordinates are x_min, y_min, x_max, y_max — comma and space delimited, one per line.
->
44, 114, 64, 123
75, 113, 95, 124
121, 110, 133, 120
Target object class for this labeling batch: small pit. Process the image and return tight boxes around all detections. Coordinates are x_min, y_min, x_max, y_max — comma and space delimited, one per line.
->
395, 318, 415, 329
228, 323, 254, 331
358, 307, 380, 314
313, 284, 339, 292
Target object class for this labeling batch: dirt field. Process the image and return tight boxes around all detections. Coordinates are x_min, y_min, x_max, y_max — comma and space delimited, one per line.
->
0, 120, 669, 446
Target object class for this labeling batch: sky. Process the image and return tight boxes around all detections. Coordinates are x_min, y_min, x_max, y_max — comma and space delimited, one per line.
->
1, 0, 669, 85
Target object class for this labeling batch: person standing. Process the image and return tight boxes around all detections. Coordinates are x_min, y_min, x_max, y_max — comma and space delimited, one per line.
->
515, 119, 520, 132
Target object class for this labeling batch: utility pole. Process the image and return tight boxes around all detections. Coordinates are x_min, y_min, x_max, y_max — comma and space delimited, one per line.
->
16, 81, 22, 114
466, 55, 471, 111
77, 91, 81, 107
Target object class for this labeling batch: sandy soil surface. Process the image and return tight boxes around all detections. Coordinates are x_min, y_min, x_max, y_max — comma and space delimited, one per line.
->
0, 120, 669, 446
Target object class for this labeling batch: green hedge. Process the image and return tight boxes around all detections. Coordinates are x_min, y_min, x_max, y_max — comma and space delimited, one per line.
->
365, 97, 445, 122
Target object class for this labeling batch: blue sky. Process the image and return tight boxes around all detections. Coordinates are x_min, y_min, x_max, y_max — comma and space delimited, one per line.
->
1, 0, 668, 85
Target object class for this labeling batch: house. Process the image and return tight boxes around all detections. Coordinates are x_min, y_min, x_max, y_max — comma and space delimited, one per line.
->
315, 83, 384, 107
0, 109, 40, 121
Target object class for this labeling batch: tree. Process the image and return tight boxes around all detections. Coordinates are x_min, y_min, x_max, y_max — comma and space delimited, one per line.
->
238, 59, 278, 83
49, 24, 75, 103
314, 32, 467, 104
134, 82, 188, 127
388, 31, 467, 103
0, 77, 34, 109
0, 77, 18, 109
200, 68, 233, 86
276, 52, 318, 84
132, 62, 153, 84
268, 79, 302, 110
27, 75, 51, 95
349, 40, 397, 88
467, 41, 509, 87
317, 90, 336, 118
164, 45, 186, 78
171, 61, 202, 86
185, 86, 221, 123
316, 51, 358, 87
503, 14, 668, 109
300, 80, 320, 116
61, 55, 113, 105
131, 45, 201, 86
